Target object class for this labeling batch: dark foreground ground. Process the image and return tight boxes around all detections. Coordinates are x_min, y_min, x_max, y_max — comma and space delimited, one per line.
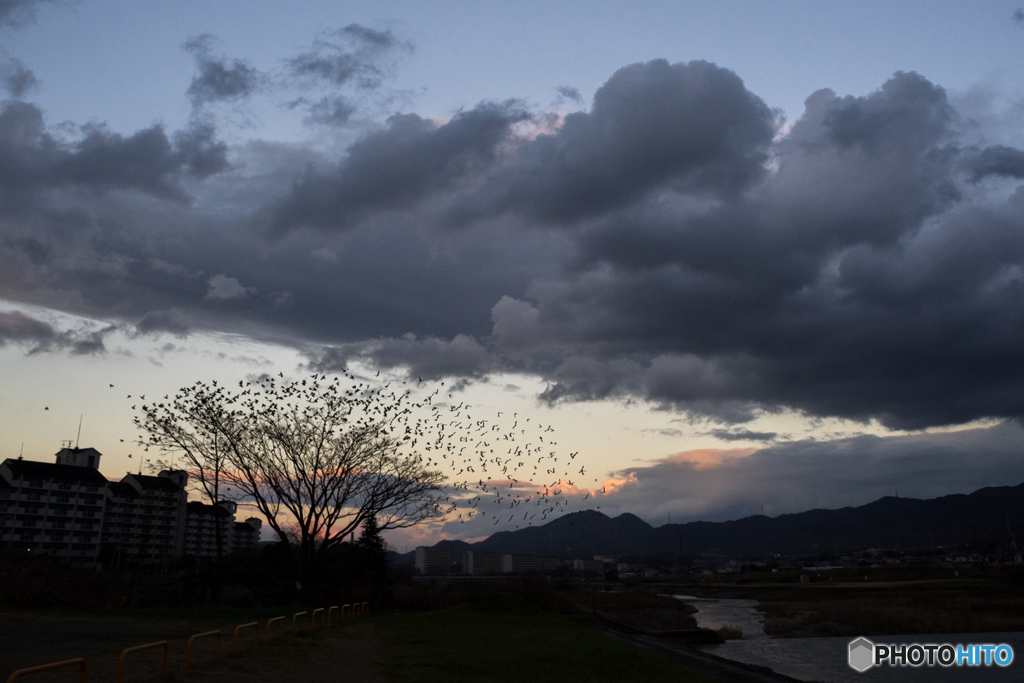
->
0, 598, 726, 683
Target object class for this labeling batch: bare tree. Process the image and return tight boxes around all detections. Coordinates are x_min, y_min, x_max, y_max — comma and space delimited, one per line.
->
135, 381, 243, 601
137, 373, 453, 600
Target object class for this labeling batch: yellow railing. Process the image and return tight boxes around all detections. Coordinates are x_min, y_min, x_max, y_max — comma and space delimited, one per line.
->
232, 623, 259, 654
266, 616, 286, 644
115, 642, 168, 683
6, 659, 86, 683
6, 602, 372, 683
185, 631, 221, 669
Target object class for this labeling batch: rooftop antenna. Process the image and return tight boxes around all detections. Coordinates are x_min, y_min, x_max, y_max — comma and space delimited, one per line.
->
75, 414, 83, 449
18, 442, 24, 460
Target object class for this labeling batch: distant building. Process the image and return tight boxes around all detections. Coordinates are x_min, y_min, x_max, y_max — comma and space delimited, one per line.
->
415, 545, 450, 575
538, 557, 560, 573
502, 553, 538, 574
0, 448, 261, 566
462, 550, 503, 575
573, 558, 604, 573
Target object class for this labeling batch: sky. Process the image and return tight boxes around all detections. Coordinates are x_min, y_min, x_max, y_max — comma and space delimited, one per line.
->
3, 0, 1024, 550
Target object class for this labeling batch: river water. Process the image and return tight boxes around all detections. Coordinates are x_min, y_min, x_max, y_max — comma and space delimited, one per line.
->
675, 596, 1024, 682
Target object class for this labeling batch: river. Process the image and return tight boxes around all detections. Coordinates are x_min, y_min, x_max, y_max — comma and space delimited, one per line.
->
675, 596, 1024, 682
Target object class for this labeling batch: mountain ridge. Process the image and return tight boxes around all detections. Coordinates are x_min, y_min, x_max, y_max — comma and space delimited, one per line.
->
403, 481, 1024, 560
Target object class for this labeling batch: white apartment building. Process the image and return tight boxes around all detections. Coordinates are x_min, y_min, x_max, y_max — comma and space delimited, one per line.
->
0, 447, 261, 565
415, 545, 450, 575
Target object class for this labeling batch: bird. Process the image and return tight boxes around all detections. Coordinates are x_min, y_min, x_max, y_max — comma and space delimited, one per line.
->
44, 406, 48, 410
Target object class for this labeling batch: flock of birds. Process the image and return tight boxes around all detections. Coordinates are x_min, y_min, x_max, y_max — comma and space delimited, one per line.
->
106, 370, 610, 533
357, 372, 609, 531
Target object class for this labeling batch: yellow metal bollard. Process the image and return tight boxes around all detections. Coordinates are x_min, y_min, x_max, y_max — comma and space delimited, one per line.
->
232, 623, 259, 654
6, 659, 86, 683
115, 642, 168, 683
266, 616, 286, 644
185, 631, 221, 669
311, 607, 324, 627
327, 605, 339, 626
341, 604, 351, 620
362, 601, 369, 614
291, 611, 308, 634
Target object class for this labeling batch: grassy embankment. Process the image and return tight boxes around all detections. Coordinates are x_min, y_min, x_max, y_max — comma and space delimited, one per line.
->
1, 595, 716, 683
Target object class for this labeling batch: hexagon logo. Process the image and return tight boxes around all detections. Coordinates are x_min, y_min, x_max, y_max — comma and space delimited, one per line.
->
848, 637, 875, 672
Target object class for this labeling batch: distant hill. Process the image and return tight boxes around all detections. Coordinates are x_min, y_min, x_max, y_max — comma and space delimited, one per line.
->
409, 482, 1024, 559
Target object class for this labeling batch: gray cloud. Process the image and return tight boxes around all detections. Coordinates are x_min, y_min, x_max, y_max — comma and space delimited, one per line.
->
271, 100, 530, 233
284, 24, 413, 126
0, 310, 113, 355
184, 35, 262, 107
205, 274, 254, 301
707, 427, 778, 442
287, 24, 411, 89
0, 0, 55, 27
554, 85, 583, 104
307, 333, 494, 380
135, 308, 191, 337
0, 310, 54, 345
0, 56, 36, 97
596, 421, 1024, 524
1014, 8, 1024, 24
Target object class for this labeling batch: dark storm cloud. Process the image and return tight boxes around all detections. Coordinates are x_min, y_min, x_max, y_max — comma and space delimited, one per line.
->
450, 60, 777, 226
0, 101, 227, 203
184, 35, 262, 107
485, 70, 1024, 428
596, 421, 1024, 523
4, 58, 1024, 432
271, 101, 530, 232
0, 56, 37, 97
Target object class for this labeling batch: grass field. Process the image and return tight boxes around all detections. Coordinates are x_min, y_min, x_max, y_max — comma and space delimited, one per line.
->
1, 595, 716, 683
378, 594, 715, 683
